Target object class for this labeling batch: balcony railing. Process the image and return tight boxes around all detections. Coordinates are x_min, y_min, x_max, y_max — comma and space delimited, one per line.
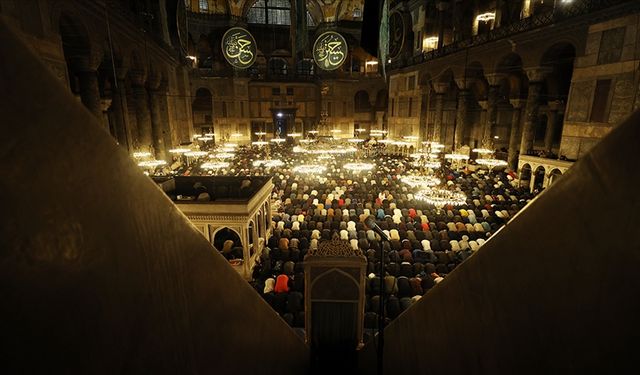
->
394, 0, 637, 70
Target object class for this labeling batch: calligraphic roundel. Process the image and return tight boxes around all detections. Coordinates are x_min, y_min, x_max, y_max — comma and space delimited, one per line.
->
388, 11, 404, 59
313, 31, 348, 71
221, 27, 257, 69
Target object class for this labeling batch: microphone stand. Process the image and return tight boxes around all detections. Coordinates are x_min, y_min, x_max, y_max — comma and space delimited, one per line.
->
377, 232, 386, 375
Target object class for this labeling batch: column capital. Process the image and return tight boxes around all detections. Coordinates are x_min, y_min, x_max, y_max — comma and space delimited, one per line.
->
433, 82, 449, 94
68, 55, 100, 73
524, 66, 553, 83
478, 100, 488, 110
454, 77, 475, 91
547, 100, 566, 112
129, 69, 147, 87
510, 98, 524, 108
485, 73, 507, 87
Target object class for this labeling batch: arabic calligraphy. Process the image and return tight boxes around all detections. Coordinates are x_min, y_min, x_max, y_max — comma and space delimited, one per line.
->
221, 27, 257, 69
313, 31, 347, 71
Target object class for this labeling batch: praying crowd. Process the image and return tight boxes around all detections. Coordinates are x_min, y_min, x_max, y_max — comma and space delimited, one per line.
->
172, 140, 537, 339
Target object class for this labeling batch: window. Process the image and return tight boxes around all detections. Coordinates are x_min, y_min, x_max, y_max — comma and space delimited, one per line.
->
286, 87, 294, 95
407, 76, 416, 90
199, 0, 208, 12
248, 0, 291, 25
590, 79, 611, 123
272, 87, 281, 95
598, 27, 626, 65
353, 8, 362, 18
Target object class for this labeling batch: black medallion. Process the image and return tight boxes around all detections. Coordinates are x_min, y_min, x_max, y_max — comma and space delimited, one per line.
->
221, 27, 257, 69
388, 11, 405, 60
313, 31, 348, 71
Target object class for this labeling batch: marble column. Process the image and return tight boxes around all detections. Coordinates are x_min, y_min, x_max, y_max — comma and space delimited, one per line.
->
130, 70, 153, 152
520, 67, 552, 156
432, 82, 448, 143
483, 74, 504, 142
70, 56, 102, 120
543, 101, 564, 153
454, 89, 470, 149
110, 76, 133, 151
149, 77, 169, 161
508, 99, 523, 170
419, 86, 430, 142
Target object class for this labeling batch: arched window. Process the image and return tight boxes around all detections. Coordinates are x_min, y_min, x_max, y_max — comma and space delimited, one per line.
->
199, 0, 208, 12
268, 57, 288, 76
296, 58, 314, 77
248, 0, 291, 25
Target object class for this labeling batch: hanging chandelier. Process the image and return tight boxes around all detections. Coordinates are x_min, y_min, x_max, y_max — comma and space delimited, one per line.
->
251, 141, 268, 146
288, 132, 302, 138
476, 158, 508, 168
210, 152, 235, 159
270, 137, 286, 143
401, 175, 441, 188
293, 164, 326, 174
137, 160, 166, 168
201, 161, 230, 169
343, 162, 375, 172
472, 147, 494, 154
169, 148, 191, 154
253, 159, 285, 167
444, 153, 470, 160
184, 151, 208, 157
415, 188, 467, 207
133, 151, 152, 158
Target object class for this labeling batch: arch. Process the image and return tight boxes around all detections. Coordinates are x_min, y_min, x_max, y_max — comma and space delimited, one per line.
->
310, 268, 360, 300
268, 57, 288, 76
211, 226, 242, 254
58, 13, 91, 61
354, 90, 371, 112
533, 165, 546, 191
192, 88, 213, 133
519, 163, 532, 188
549, 168, 563, 186
541, 42, 576, 102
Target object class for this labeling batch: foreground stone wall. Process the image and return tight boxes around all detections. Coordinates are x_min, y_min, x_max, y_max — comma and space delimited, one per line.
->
0, 19, 308, 374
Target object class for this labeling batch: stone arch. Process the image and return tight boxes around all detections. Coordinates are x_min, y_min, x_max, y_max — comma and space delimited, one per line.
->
549, 168, 563, 186
211, 226, 242, 252
519, 163, 532, 188
533, 165, 546, 191
268, 57, 289, 76
192, 87, 214, 134
540, 42, 576, 103
310, 268, 359, 299
495, 52, 526, 99
354, 90, 371, 112
196, 33, 213, 68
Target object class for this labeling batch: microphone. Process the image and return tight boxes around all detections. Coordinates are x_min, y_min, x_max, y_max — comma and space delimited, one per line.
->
365, 215, 390, 242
